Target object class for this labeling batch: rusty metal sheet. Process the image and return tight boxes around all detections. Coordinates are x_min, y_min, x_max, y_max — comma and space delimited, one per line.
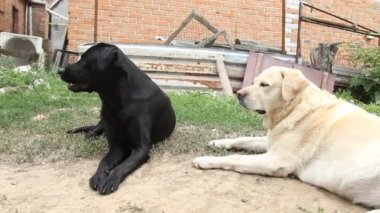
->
132, 57, 245, 79
242, 52, 335, 93
147, 72, 242, 91
259, 55, 293, 73
77, 43, 334, 92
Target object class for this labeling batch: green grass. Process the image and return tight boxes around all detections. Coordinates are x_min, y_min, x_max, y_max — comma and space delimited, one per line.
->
335, 89, 380, 115
0, 66, 263, 163
170, 91, 262, 131
2, 64, 380, 163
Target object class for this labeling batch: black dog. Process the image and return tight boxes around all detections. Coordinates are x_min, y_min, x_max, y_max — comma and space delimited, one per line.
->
58, 43, 176, 195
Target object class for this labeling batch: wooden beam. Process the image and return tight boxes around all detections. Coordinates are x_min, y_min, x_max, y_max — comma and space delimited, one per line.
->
192, 10, 218, 33
242, 51, 257, 88
216, 58, 233, 95
197, 30, 225, 47
164, 10, 233, 49
164, 10, 195, 45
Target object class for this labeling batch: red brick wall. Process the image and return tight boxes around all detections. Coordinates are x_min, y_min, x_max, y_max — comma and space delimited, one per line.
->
0, 0, 25, 33
67, 0, 379, 56
30, 4, 49, 38
67, 0, 283, 51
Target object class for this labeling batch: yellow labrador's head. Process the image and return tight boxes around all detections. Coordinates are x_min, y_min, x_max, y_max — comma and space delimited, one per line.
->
236, 66, 308, 115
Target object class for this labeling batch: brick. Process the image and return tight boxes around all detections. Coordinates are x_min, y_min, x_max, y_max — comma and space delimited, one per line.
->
66, 0, 379, 52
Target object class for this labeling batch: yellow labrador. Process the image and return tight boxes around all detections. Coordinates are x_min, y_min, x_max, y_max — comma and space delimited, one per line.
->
193, 66, 380, 210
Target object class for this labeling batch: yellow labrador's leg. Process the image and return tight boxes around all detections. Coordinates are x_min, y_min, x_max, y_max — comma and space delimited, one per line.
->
192, 153, 295, 177
209, 136, 268, 153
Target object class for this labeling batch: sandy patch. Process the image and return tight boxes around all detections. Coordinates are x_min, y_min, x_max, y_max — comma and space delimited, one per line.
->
0, 154, 366, 213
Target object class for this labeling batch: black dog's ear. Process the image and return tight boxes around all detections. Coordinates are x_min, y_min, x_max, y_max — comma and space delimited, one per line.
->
96, 46, 125, 71
113, 50, 125, 69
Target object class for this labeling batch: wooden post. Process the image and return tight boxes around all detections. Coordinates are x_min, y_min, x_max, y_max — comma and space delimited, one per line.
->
216, 58, 233, 95
310, 42, 341, 73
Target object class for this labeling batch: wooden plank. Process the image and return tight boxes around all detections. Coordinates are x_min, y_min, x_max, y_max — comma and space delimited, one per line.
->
235, 39, 282, 53
197, 30, 225, 47
216, 59, 233, 95
192, 10, 218, 33
326, 72, 335, 92
254, 53, 265, 78
321, 72, 329, 90
164, 11, 194, 45
242, 51, 257, 88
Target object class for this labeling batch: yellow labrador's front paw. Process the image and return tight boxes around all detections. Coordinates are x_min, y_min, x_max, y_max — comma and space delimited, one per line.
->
192, 156, 216, 169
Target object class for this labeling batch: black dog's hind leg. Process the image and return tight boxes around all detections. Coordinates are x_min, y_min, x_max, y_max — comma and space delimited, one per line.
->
67, 120, 104, 139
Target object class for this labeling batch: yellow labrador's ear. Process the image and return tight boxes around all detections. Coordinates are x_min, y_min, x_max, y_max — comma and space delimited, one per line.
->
281, 69, 307, 101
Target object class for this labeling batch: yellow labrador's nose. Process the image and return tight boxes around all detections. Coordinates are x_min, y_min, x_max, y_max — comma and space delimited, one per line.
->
236, 90, 246, 101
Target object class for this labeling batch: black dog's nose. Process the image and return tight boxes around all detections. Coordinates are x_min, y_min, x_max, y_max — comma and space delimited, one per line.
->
236, 90, 246, 101
57, 67, 65, 77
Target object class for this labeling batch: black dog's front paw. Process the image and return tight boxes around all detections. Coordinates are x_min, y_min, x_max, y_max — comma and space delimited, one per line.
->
97, 175, 121, 195
89, 172, 107, 191
89, 171, 121, 195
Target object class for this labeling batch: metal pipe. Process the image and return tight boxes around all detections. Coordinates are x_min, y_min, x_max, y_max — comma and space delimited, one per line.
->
302, 3, 355, 26
94, 0, 98, 42
301, 16, 380, 37
295, 2, 303, 64
281, 0, 286, 54
45, 7, 67, 20
302, 3, 378, 33
295, 2, 380, 63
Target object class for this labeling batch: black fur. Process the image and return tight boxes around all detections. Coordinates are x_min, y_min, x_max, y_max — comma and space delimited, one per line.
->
58, 43, 176, 195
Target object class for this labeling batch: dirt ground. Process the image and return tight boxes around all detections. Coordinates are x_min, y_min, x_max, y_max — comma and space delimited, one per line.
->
0, 154, 367, 213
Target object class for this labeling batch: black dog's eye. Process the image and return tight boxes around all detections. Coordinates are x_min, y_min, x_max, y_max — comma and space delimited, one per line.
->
260, 82, 269, 87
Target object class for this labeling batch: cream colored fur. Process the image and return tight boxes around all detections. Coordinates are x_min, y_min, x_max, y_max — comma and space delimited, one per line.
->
193, 66, 380, 209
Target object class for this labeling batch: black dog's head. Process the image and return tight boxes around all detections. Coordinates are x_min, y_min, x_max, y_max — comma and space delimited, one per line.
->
58, 43, 126, 93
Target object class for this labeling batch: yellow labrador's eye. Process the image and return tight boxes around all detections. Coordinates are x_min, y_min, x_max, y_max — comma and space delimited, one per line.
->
260, 82, 269, 87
